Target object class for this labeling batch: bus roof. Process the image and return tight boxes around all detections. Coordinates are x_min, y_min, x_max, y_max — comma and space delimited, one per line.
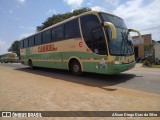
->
0, 52, 16, 56
20, 11, 120, 41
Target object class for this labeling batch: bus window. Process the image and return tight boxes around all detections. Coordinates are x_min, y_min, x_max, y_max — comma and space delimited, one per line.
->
52, 28, 56, 41
24, 38, 29, 48
42, 30, 51, 43
81, 14, 107, 55
64, 19, 80, 39
35, 33, 42, 45
20, 40, 24, 49
52, 25, 64, 41
29, 36, 35, 47
92, 27, 108, 55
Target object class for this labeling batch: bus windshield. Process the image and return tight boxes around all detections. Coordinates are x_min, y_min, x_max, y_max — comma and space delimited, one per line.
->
99, 12, 134, 56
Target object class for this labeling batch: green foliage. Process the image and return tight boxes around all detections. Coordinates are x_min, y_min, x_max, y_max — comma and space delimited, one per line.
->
144, 43, 154, 51
150, 64, 160, 68
142, 55, 154, 67
146, 55, 154, 64
144, 43, 154, 57
143, 60, 151, 67
37, 7, 91, 31
8, 40, 20, 56
155, 59, 160, 65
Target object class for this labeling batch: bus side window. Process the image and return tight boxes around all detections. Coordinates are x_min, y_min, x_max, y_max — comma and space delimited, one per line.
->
42, 30, 52, 44
35, 33, 42, 45
24, 38, 29, 48
52, 28, 56, 41
20, 40, 24, 49
52, 25, 64, 41
29, 36, 35, 47
81, 15, 99, 51
80, 14, 108, 55
64, 19, 80, 39
92, 27, 108, 55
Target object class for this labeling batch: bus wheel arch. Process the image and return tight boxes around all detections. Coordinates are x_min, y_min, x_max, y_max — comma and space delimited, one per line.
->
28, 59, 34, 69
68, 58, 83, 75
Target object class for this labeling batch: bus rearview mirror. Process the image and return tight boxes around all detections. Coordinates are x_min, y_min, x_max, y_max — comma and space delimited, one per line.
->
103, 22, 117, 40
128, 29, 141, 40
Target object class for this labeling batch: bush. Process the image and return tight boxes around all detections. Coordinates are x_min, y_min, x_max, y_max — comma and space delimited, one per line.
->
146, 56, 154, 64
155, 60, 160, 65
143, 60, 151, 67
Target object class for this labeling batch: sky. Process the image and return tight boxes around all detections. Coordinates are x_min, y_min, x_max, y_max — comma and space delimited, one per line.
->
0, 0, 160, 54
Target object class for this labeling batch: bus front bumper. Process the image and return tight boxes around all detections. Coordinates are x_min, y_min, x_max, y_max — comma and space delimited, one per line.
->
108, 61, 136, 74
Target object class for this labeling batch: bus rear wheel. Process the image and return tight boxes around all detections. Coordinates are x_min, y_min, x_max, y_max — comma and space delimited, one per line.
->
28, 60, 34, 69
70, 60, 82, 75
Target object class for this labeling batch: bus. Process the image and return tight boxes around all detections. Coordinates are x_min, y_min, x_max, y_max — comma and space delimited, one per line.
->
20, 11, 141, 75
0, 52, 17, 63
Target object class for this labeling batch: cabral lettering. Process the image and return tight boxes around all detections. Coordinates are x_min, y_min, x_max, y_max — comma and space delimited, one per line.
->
38, 44, 57, 52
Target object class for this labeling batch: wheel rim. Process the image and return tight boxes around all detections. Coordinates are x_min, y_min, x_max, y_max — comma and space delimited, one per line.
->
73, 64, 79, 73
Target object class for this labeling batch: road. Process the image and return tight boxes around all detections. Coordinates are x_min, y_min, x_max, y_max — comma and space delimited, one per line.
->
1, 63, 160, 94
0, 63, 160, 119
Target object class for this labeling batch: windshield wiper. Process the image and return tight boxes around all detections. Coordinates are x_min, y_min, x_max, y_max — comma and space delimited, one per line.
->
121, 32, 126, 55
121, 31, 133, 56
126, 30, 134, 54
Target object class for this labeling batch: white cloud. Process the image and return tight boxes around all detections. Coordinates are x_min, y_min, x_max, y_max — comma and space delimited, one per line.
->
9, 10, 13, 14
64, 0, 83, 8
19, 25, 35, 31
14, 17, 22, 21
16, 5, 20, 8
0, 39, 5, 49
87, 2, 92, 6
105, 0, 119, 7
0, 39, 9, 54
91, 6, 107, 12
113, 0, 160, 29
86, 0, 94, 6
113, 0, 160, 40
46, 9, 57, 15
16, 0, 27, 4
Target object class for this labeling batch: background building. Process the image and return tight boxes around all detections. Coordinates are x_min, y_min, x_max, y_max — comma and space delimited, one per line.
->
154, 43, 160, 61
132, 34, 152, 59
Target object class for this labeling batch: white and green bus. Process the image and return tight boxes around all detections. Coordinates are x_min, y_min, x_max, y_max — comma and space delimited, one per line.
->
0, 52, 17, 63
20, 11, 141, 75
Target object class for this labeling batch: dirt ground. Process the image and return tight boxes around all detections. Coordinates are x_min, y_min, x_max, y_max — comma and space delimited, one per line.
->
0, 63, 159, 120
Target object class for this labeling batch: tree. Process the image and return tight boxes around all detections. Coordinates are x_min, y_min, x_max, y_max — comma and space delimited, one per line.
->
144, 43, 154, 54
8, 40, 20, 56
143, 43, 154, 65
37, 7, 91, 31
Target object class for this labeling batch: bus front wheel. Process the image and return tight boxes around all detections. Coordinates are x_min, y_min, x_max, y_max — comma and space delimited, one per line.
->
70, 60, 82, 75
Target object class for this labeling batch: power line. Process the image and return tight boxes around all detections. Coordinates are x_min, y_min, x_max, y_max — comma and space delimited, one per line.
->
140, 26, 160, 31
135, 26, 160, 41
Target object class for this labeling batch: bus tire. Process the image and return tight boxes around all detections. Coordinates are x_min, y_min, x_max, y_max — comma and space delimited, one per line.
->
70, 60, 82, 75
28, 60, 34, 70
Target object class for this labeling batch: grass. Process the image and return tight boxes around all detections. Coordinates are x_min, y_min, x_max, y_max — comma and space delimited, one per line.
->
149, 64, 160, 68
